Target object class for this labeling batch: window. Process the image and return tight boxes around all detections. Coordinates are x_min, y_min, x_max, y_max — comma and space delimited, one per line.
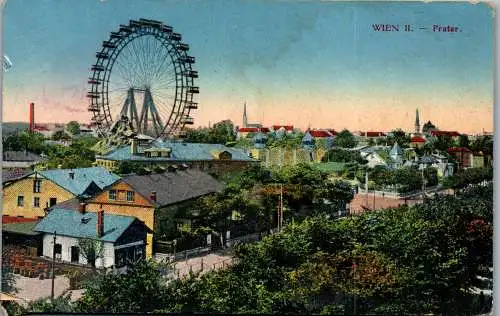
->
54, 243, 62, 255
33, 179, 42, 193
109, 190, 117, 200
126, 191, 135, 202
33, 197, 40, 208
49, 198, 57, 207
17, 196, 24, 207
70, 246, 80, 263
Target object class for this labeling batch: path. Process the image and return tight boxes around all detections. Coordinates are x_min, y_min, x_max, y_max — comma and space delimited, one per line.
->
9, 274, 84, 306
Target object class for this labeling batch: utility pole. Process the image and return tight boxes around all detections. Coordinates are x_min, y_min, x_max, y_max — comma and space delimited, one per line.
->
280, 184, 284, 230
365, 169, 369, 209
51, 231, 57, 301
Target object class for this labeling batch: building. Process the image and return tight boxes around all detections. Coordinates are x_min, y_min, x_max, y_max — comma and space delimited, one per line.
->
389, 142, 404, 169
410, 135, 426, 148
415, 108, 421, 134
428, 130, 461, 139
56, 169, 223, 257
272, 125, 294, 135
2, 151, 43, 170
35, 208, 151, 268
2, 167, 120, 219
95, 141, 258, 176
448, 147, 473, 170
237, 127, 270, 139
242, 102, 262, 128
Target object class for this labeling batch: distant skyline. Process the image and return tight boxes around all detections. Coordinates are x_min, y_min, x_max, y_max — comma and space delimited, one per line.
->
3, 0, 494, 134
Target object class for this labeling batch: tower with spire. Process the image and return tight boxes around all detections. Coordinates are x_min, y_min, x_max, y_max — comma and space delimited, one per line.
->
415, 108, 420, 134
243, 102, 248, 128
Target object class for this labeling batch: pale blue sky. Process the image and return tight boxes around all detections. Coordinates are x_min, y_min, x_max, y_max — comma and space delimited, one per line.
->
3, 0, 494, 132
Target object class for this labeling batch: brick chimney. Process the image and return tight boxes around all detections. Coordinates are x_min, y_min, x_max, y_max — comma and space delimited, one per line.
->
29, 102, 35, 132
150, 191, 157, 203
97, 210, 104, 237
78, 203, 86, 214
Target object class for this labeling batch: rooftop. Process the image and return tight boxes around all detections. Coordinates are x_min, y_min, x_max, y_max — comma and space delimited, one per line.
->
34, 208, 143, 243
120, 169, 224, 207
3, 151, 42, 162
99, 141, 256, 162
2, 221, 40, 236
38, 167, 120, 196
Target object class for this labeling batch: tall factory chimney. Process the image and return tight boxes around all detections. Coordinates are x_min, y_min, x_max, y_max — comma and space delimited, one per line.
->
29, 102, 35, 132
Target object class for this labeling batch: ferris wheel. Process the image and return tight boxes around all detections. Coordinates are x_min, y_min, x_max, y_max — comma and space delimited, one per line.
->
87, 18, 199, 139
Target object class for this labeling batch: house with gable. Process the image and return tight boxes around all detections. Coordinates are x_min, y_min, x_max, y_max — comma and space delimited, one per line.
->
35, 208, 151, 268
54, 168, 224, 258
2, 167, 120, 219
389, 142, 404, 169
95, 140, 258, 176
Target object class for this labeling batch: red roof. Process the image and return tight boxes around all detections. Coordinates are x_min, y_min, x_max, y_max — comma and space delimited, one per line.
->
238, 127, 270, 133
310, 130, 333, 138
272, 125, 294, 131
362, 131, 386, 137
33, 124, 50, 131
448, 147, 471, 153
327, 129, 338, 135
411, 136, 426, 143
2, 216, 38, 224
430, 130, 461, 137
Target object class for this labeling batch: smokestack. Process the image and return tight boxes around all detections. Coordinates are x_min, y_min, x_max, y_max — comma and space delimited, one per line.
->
150, 191, 157, 202
29, 102, 35, 132
78, 203, 86, 214
97, 210, 104, 237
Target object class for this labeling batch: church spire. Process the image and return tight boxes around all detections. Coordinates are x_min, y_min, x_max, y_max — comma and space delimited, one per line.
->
243, 102, 248, 127
415, 108, 420, 134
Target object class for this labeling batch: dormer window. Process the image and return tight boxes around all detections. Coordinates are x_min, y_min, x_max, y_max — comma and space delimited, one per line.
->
33, 179, 42, 193
109, 190, 117, 200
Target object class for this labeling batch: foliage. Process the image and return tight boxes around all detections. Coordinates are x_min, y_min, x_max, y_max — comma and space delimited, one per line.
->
3, 131, 47, 154
25, 293, 75, 313
334, 129, 357, 148
1, 265, 17, 293
321, 148, 366, 164
113, 161, 141, 175
66, 121, 81, 135
443, 167, 493, 190
32, 184, 491, 315
77, 260, 169, 313
185, 120, 236, 144
77, 238, 105, 268
386, 129, 410, 148
52, 130, 72, 141
433, 135, 454, 151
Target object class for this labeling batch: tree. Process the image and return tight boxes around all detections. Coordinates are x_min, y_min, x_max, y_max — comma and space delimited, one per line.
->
458, 135, 470, 148
334, 129, 357, 148
66, 121, 81, 135
77, 260, 169, 313
78, 238, 105, 269
114, 161, 142, 175
52, 130, 72, 141
387, 129, 410, 148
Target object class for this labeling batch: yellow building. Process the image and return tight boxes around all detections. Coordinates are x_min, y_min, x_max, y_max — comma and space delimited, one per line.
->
2, 167, 120, 220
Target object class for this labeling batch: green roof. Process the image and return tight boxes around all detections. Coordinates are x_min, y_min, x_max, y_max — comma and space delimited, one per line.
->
34, 209, 141, 243
99, 141, 256, 162
2, 222, 40, 236
39, 167, 120, 196
314, 162, 347, 173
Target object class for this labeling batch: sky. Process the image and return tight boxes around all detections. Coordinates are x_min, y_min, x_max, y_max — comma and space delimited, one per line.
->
2, 0, 494, 134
